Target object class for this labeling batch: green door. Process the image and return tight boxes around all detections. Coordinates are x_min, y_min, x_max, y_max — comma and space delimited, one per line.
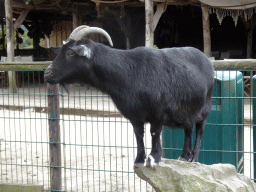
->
162, 71, 244, 172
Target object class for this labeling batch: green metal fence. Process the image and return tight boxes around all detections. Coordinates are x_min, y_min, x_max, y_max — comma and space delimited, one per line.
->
0, 60, 256, 191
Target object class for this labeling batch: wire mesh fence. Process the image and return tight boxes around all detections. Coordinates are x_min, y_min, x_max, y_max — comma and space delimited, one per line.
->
0, 69, 154, 191
0, 63, 256, 191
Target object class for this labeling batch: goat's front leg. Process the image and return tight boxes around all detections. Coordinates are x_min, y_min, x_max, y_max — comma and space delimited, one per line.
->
132, 121, 146, 167
146, 124, 162, 168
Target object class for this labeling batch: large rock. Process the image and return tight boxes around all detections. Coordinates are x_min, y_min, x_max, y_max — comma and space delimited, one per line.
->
134, 159, 256, 192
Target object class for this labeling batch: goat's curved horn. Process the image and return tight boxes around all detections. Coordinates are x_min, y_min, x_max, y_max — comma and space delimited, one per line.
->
69, 25, 113, 47
69, 25, 90, 38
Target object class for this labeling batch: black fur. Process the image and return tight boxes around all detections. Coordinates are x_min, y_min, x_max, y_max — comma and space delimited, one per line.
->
45, 38, 214, 166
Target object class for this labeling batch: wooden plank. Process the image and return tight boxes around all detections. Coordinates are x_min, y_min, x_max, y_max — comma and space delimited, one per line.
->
0, 184, 43, 192
0, 62, 51, 71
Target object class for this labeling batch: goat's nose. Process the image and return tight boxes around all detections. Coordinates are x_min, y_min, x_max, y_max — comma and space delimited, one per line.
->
44, 66, 53, 79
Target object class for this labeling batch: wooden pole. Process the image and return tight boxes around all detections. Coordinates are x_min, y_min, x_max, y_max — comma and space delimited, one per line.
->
145, 0, 154, 47
47, 83, 61, 192
202, 6, 211, 57
5, 0, 17, 93
73, 11, 78, 30
247, 29, 253, 58
247, 18, 253, 58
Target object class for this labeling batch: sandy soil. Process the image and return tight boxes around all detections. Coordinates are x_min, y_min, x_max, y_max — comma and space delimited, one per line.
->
0, 109, 157, 191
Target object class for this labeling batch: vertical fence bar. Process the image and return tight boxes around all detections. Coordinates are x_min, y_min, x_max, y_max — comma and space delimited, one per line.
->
252, 75, 256, 182
47, 83, 61, 191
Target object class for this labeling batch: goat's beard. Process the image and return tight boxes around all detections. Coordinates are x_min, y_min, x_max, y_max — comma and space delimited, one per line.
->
60, 83, 69, 94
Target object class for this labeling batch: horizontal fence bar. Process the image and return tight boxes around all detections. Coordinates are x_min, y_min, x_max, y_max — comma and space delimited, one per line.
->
1, 59, 256, 71
213, 59, 256, 70
0, 61, 51, 71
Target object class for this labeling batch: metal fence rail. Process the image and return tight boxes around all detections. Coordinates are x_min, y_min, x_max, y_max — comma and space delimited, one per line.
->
0, 60, 256, 191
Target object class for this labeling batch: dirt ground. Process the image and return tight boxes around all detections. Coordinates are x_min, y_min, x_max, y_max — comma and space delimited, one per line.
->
0, 84, 255, 191
0, 84, 155, 191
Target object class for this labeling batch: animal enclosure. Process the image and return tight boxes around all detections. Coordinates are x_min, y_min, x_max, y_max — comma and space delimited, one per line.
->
0, 62, 256, 191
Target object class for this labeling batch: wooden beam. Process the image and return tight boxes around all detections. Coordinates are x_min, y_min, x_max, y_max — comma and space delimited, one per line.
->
5, 0, 17, 93
145, 0, 154, 47
202, 6, 211, 57
153, 3, 166, 31
140, 0, 197, 4
14, 9, 30, 31
12, 0, 33, 9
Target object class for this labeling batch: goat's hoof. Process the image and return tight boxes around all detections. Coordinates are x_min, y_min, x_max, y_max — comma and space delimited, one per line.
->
134, 163, 144, 168
178, 156, 189, 162
146, 155, 160, 168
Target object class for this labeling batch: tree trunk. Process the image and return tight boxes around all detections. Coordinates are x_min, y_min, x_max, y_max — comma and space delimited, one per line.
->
5, 0, 17, 93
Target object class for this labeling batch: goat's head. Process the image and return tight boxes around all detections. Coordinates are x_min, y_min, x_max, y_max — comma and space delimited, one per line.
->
44, 25, 113, 87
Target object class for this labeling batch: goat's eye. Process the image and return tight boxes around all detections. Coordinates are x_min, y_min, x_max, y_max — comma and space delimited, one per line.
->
67, 50, 75, 57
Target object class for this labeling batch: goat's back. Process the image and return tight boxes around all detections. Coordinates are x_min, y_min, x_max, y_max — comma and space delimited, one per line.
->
91, 44, 214, 126
110, 46, 214, 126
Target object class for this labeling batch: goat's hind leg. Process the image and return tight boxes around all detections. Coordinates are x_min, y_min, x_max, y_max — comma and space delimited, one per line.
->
178, 126, 193, 162
191, 120, 206, 162
132, 121, 146, 167
146, 124, 163, 168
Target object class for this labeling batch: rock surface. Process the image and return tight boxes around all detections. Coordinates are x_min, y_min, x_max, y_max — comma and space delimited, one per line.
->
134, 159, 256, 192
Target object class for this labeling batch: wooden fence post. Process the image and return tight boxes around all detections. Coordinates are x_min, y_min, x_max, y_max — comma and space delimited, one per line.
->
47, 83, 62, 192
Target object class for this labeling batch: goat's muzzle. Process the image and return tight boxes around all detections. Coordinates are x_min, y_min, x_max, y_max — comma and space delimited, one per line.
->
44, 66, 58, 84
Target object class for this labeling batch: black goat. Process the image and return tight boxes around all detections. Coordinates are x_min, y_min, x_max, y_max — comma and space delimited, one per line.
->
44, 26, 214, 168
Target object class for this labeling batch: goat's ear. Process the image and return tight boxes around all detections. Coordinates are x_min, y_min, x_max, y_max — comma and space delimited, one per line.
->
70, 45, 91, 59
51, 47, 61, 54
